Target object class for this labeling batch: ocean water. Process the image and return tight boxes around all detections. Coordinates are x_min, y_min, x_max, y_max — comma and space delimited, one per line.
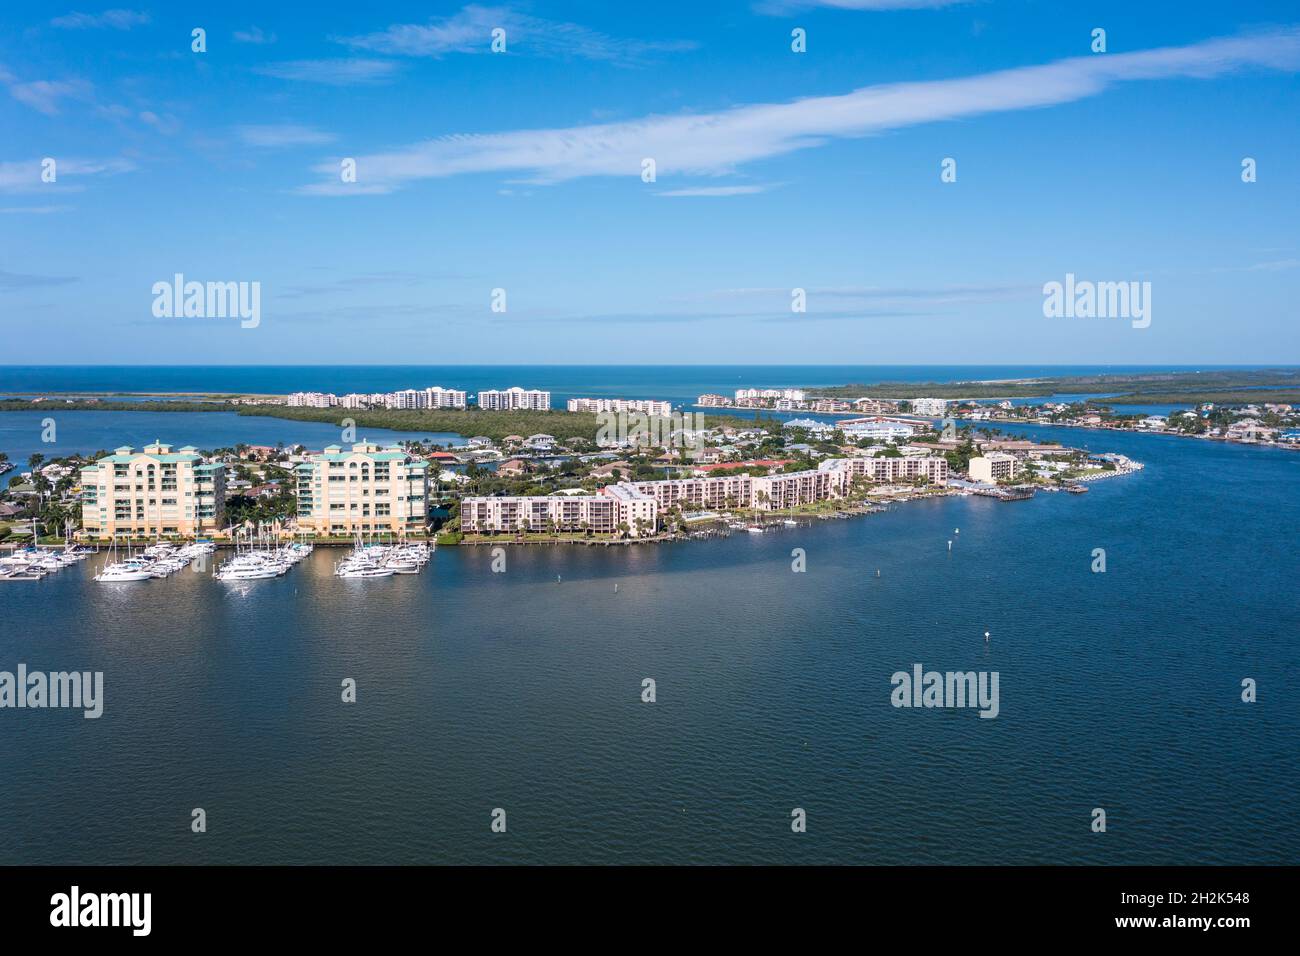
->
0, 364, 1267, 407
1, 421, 1296, 864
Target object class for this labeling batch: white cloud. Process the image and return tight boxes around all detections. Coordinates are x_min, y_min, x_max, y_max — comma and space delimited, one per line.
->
0, 205, 74, 214
0, 157, 135, 194
234, 26, 277, 44
7, 77, 92, 115
50, 9, 150, 30
236, 124, 337, 148
658, 184, 776, 197
299, 29, 1300, 196
758, 0, 967, 12
253, 59, 401, 85
336, 4, 697, 62
0, 268, 78, 290
139, 110, 181, 135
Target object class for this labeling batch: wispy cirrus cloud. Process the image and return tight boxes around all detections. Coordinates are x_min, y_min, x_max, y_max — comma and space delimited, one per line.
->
275, 270, 464, 300
0, 268, 78, 290
300, 29, 1300, 196
657, 184, 778, 197
0, 157, 135, 194
695, 283, 1033, 307
5, 76, 92, 115
235, 124, 336, 148
0, 205, 74, 215
1212, 258, 1300, 274
253, 58, 402, 85
757, 0, 968, 12
234, 26, 276, 44
335, 4, 697, 63
50, 9, 150, 30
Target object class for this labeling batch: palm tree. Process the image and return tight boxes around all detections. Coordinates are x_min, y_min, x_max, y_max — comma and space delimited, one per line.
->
28, 453, 44, 472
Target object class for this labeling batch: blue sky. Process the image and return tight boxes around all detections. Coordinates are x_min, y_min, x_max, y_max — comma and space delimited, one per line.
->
2, 1, 1298, 365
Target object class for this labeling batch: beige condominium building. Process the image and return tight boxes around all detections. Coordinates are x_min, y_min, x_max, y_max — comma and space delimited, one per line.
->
80, 441, 226, 538
296, 442, 430, 535
968, 453, 1019, 483
459, 453, 952, 537
819, 455, 949, 485
460, 483, 658, 537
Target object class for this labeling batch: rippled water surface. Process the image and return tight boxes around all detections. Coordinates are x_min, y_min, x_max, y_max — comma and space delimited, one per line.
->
2, 426, 1297, 864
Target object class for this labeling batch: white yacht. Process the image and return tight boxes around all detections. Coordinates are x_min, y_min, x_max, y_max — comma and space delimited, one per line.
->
95, 559, 154, 582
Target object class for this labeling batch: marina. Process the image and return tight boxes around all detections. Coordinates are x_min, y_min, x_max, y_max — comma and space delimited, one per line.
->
214, 539, 311, 581
0, 544, 96, 581
334, 539, 433, 578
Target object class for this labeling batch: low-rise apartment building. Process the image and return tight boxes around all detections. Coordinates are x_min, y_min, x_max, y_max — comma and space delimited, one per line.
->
820, 455, 949, 485
460, 483, 658, 536
80, 441, 226, 537
630, 474, 754, 511
459, 452, 951, 536
295, 442, 429, 535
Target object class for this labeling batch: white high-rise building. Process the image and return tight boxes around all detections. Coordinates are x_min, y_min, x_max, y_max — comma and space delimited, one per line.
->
423, 386, 468, 409
386, 389, 423, 410
287, 392, 338, 408
910, 398, 949, 416
477, 387, 551, 411
566, 397, 673, 416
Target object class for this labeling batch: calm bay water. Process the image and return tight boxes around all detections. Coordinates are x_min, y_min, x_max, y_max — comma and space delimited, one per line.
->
0, 411, 462, 468
1, 421, 1297, 864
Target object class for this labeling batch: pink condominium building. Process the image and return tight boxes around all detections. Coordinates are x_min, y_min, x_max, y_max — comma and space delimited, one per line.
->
460, 483, 658, 536
460, 455, 949, 536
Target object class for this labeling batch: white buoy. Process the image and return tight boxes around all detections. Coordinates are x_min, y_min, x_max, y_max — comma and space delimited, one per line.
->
948, 540, 952, 551
954, 528, 960, 534
984, 631, 990, 643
